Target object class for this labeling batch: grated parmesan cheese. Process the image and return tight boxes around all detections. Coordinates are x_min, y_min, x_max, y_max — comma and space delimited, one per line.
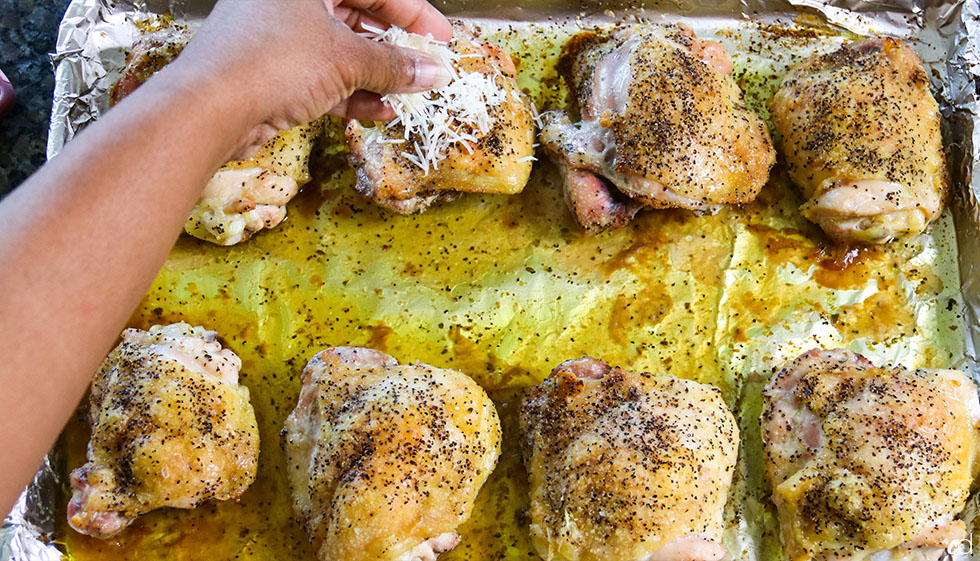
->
361, 24, 510, 175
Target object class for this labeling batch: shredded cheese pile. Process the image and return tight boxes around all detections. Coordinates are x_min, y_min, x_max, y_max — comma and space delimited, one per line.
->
362, 24, 511, 175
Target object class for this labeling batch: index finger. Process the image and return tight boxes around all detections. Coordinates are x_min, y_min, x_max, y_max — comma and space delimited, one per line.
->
335, 0, 452, 41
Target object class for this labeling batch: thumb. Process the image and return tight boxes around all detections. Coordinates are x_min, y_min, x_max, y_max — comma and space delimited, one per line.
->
350, 37, 452, 95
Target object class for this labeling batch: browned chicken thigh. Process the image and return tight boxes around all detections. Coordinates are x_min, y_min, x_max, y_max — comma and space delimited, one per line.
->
346, 23, 535, 214
769, 38, 947, 244
282, 347, 501, 561
539, 25, 775, 233
761, 349, 980, 560
67, 323, 259, 538
520, 358, 739, 561
112, 25, 319, 245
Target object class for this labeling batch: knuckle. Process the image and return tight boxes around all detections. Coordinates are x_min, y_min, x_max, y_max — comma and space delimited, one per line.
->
391, 50, 414, 89
368, 45, 412, 92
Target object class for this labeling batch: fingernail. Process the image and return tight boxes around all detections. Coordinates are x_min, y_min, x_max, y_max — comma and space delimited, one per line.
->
413, 54, 452, 90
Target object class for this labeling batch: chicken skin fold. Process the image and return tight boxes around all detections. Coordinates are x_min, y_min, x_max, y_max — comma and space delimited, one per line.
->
520, 357, 739, 561
282, 347, 501, 561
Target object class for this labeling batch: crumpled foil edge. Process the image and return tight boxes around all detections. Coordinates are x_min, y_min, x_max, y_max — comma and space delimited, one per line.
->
46, 0, 139, 160
0, 453, 64, 561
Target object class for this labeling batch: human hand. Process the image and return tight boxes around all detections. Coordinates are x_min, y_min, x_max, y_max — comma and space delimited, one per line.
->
0, 2, 458, 513
161, 0, 453, 157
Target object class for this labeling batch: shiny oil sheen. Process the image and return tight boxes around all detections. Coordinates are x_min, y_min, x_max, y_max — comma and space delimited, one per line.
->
58, 20, 965, 561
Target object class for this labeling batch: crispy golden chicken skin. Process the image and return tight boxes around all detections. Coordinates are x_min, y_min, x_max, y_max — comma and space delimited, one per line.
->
539, 25, 775, 233
761, 349, 980, 560
520, 357, 739, 561
769, 38, 947, 244
345, 24, 535, 214
112, 26, 320, 246
282, 347, 501, 561
67, 323, 259, 538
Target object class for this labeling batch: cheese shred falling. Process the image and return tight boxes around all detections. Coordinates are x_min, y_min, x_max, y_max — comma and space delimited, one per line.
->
361, 24, 509, 175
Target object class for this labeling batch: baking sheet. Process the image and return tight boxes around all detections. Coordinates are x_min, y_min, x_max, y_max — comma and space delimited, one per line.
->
3, 0, 980, 560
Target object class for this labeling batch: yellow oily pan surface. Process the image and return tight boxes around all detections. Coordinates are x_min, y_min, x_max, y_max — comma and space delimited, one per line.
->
58, 18, 966, 561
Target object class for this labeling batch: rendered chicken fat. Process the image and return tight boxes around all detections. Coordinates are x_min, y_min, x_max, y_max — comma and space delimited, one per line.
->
539, 25, 775, 233
520, 357, 739, 561
761, 349, 980, 560
281, 347, 502, 561
67, 323, 259, 538
769, 38, 948, 243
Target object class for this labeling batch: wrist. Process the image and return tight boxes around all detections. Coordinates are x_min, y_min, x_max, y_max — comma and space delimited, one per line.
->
151, 53, 266, 162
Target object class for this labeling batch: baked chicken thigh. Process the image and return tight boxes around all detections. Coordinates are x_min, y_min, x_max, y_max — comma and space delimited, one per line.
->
67, 323, 259, 538
112, 25, 319, 246
539, 25, 775, 233
769, 38, 947, 244
282, 347, 501, 561
761, 349, 980, 560
520, 357, 739, 561
346, 23, 535, 214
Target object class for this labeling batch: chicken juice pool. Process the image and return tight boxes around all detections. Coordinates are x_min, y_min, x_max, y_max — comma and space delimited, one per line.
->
56, 17, 966, 561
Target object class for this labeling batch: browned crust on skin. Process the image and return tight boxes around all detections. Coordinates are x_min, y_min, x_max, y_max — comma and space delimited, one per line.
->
344, 21, 535, 213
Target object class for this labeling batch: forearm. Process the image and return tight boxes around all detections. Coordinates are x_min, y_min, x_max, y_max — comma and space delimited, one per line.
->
0, 70, 250, 511
0, 0, 453, 515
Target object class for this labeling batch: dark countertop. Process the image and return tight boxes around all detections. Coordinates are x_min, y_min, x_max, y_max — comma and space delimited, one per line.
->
0, 0, 71, 197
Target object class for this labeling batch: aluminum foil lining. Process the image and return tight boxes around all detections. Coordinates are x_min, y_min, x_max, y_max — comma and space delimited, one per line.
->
4, 0, 979, 559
